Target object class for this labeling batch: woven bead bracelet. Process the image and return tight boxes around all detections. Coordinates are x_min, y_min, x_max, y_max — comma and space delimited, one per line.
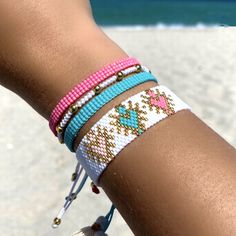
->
76, 85, 190, 184
49, 57, 140, 135
64, 72, 158, 152
56, 65, 150, 143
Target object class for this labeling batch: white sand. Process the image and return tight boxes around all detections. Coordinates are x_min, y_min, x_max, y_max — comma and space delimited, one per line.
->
0, 27, 235, 236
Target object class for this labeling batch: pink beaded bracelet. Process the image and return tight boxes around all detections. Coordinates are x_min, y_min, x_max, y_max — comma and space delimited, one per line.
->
49, 57, 140, 135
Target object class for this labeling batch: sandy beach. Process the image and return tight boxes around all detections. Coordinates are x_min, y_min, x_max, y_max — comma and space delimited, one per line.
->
0, 27, 235, 236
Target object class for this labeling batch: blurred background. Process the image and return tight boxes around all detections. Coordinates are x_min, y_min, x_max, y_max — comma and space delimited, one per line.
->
91, 0, 236, 27
0, 1, 236, 236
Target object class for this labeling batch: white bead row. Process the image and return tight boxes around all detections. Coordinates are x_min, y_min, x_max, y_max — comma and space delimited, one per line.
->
56, 65, 150, 143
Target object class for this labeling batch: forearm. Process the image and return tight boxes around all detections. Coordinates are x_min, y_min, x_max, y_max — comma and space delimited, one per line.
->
101, 111, 236, 235
0, 0, 127, 118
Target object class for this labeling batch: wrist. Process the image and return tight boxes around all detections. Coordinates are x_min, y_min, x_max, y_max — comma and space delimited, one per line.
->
11, 24, 128, 119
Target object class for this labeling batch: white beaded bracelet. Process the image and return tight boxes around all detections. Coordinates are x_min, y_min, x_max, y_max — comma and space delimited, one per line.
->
56, 65, 150, 143
76, 85, 190, 184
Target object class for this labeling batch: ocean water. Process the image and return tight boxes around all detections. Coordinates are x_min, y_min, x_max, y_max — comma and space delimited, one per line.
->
91, 0, 236, 27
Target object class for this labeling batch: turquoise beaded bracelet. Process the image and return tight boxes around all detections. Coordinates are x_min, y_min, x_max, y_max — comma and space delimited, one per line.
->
64, 71, 158, 151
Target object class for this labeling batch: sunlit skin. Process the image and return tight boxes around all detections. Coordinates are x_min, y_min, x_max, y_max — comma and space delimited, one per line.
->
0, 1, 236, 235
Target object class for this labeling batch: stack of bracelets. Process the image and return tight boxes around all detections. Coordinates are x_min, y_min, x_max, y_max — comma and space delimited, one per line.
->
49, 57, 190, 234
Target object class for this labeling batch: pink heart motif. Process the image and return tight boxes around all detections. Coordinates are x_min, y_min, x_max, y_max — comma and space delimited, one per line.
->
148, 91, 168, 110
151, 96, 168, 109
147, 90, 175, 116
148, 90, 156, 97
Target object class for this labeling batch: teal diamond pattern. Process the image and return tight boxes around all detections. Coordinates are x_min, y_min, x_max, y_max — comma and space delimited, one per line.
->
118, 106, 143, 134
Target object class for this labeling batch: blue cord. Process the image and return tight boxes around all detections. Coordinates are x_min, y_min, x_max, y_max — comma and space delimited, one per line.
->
103, 204, 116, 232
64, 172, 88, 211
76, 173, 88, 193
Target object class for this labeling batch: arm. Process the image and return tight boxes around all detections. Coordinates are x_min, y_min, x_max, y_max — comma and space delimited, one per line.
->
0, 1, 236, 235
